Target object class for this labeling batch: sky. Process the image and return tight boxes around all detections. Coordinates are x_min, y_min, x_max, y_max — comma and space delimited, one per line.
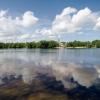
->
0, 0, 100, 42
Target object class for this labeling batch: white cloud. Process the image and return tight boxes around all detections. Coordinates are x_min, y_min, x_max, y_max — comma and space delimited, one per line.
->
0, 10, 38, 42
95, 17, 100, 29
0, 10, 8, 17
52, 7, 78, 33
52, 7, 97, 34
16, 11, 39, 27
36, 28, 53, 35
72, 8, 92, 26
0, 7, 100, 42
38, 7, 100, 37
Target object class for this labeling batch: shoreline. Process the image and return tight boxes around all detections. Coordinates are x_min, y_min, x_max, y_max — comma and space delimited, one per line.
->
0, 47, 98, 49
56, 46, 97, 49
65, 47, 96, 49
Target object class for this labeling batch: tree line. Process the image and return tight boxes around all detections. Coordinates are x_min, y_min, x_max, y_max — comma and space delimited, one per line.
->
0, 40, 100, 49
0, 40, 59, 49
66, 40, 100, 48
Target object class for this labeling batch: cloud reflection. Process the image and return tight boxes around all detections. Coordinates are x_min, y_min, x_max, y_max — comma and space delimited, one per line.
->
52, 63, 98, 88
0, 57, 99, 89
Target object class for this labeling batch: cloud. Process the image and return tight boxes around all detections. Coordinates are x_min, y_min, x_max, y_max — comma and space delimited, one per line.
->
52, 7, 98, 34
95, 17, 100, 29
0, 7, 100, 42
16, 11, 39, 27
0, 10, 38, 42
37, 7, 100, 37
52, 7, 78, 33
36, 28, 53, 36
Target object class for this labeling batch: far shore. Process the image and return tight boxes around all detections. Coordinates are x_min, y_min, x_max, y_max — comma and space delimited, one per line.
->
66, 47, 96, 49
56, 46, 97, 49
0, 40, 100, 49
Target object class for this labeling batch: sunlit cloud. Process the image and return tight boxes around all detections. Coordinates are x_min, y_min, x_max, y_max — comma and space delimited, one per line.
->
0, 7, 100, 42
0, 10, 39, 42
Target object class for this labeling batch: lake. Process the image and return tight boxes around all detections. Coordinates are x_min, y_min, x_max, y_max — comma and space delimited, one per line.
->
0, 48, 100, 100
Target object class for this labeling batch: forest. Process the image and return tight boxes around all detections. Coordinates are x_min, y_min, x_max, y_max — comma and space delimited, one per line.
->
0, 40, 59, 49
0, 40, 100, 49
66, 40, 100, 48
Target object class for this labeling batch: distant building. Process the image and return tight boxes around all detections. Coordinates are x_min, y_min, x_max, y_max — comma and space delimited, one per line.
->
59, 42, 65, 48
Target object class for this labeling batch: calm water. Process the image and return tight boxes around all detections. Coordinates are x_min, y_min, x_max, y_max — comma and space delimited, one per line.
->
0, 48, 100, 99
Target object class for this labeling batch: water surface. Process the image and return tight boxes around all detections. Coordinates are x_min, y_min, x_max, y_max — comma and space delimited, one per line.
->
0, 48, 100, 100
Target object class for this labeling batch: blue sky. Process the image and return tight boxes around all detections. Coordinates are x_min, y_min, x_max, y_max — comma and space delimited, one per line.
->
0, 0, 100, 42
0, 0, 100, 19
